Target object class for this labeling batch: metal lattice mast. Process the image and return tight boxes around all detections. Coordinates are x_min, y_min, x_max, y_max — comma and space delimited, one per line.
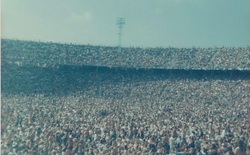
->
116, 18, 125, 52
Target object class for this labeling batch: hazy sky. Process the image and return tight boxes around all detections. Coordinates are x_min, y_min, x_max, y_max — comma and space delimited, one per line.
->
2, 0, 250, 47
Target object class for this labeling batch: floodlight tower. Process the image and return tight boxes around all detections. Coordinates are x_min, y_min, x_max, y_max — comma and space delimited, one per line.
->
116, 17, 125, 52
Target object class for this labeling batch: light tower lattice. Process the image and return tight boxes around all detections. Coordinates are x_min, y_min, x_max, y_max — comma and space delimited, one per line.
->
116, 18, 125, 52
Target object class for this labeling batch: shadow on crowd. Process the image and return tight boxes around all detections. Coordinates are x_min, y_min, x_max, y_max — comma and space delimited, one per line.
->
2, 63, 249, 96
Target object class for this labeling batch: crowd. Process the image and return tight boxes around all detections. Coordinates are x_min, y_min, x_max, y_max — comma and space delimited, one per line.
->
1, 64, 250, 155
2, 39, 250, 70
1, 39, 250, 154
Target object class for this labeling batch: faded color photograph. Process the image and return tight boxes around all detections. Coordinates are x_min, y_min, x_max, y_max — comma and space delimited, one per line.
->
1, 0, 250, 154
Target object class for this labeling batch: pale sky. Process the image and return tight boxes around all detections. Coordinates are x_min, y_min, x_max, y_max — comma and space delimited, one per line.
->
1, 0, 250, 47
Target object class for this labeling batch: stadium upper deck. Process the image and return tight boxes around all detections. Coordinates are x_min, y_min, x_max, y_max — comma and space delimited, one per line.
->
2, 39, 250, 70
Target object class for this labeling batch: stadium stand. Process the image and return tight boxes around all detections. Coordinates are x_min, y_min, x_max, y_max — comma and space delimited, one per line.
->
2, 39, 250, 70
1, 39, 250, 155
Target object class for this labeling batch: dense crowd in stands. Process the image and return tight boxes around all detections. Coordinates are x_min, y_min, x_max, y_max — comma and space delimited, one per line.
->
1, 39, 250, 154
2, 39, 250, 70
1, 64, 250, 155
